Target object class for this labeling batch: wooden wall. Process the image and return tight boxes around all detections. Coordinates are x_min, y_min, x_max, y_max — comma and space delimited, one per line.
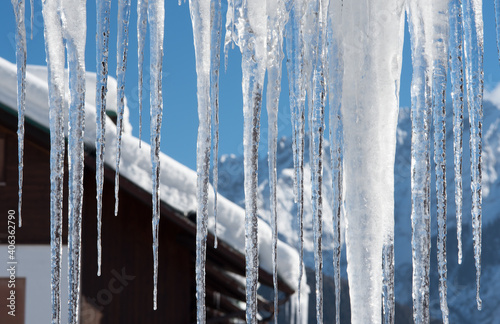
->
81, 160, 193, 323
0, 115, 194, 323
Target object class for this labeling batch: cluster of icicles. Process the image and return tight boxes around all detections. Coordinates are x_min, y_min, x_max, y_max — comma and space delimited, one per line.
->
9, 0, 495, 323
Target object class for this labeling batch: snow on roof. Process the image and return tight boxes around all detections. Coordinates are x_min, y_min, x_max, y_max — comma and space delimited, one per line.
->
0, 57, 306, 292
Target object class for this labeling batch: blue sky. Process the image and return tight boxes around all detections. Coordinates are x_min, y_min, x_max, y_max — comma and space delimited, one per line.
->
0, 1, 499, 171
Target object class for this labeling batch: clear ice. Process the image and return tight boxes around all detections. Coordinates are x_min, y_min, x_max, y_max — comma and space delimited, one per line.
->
95, 0, 112, 277
114, 0, 132, 217
42, 0, 66, 321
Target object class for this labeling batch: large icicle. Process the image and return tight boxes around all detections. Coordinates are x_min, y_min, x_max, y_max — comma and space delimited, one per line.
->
61, 0, 87, 322
342, 1, 404, 323
95, 0, 112, 277
407, 1, 433, 322
449, 0, 465, 265
228, 0, 267, 321
114, 0, 132, 216
461, 0, 484, 310
188, 0, 212, 321
266, 0, 287, 321
137, 0, 148, 145
42, 0, 66, 322
326, 1, 343, 323
210, 0, 222, 249
432, 3, 450, 323
285, 0, 306, 305
147, 0, 164, 310
11, 0, 27, 227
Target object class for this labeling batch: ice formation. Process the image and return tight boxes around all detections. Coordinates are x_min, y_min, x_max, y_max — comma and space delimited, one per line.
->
188, 0, 213, 321
7, 0, 492, 322
147, 0, 165, 310
11, 0, 26, 227
266, 0, 287, 321
137, 0, 147, 146
327, 1, 344, 323
41, 0, 66, 321
449, 0, 465, 265
95, 0, 112, 277
114, 0, 132, 218
461, 0, 484, 310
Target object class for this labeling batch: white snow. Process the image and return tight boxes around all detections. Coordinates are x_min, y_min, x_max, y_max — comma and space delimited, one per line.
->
25, 65, 133, 134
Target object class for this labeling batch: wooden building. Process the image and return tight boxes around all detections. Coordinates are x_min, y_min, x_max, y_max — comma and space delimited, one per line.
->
0, 97, 295, 322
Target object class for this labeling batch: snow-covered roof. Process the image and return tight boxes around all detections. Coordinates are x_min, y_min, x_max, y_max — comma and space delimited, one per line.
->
0, 57, 306, 292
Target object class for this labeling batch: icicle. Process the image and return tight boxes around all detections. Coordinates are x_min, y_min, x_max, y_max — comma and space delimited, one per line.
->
137, 0, 148, 147
147, 0, 164, 310
114, 0, 132, 217
302, 0, 328, 322
449, 0, 465, 265
461, 0, 484, 310
11, 0, 27, 227
326, 1, 343, 322
210, 0, 222, 249
95, 0, 112, 277
188, 0, 212, 321
285, 0, 306, 307
61, 0, 87, 322
341, 1, 404, 323
30, 0, 33, 39
433, 3, 450, 322
496, 0, 500, 61
407, 1, 433, 322
266, 0, 287, 322
42, 0, 66, 322
229, 0, 267, 321
222, 0, 233, 72
382, 240, 395, 324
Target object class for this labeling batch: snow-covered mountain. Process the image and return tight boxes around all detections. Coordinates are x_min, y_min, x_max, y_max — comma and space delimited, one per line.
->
216, 85, 500, 323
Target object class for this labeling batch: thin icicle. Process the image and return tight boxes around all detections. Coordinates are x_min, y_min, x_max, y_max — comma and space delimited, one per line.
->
285, 0, 306, 307
147, 0, 164, 310
188, 0, 212, 321
266, 0, 287, 321
461, 0, 484, 310
303, 1, 327, 322
229, 0, 267, 321
210, 0, 222, 249
326, 1, 343, 322
407, 1, 433, 322
11, 0, 27, 227
222, 0, 234, 72
42, 0, 66, 322
114, 0, 132, 216
137, 0, 148, 146
30, 0, 33, 39
449, 0, 465, 265
433, 3, 450, 322
61, 0, 87, 322
495, 0, 500, 61
95, 0, 112, 277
